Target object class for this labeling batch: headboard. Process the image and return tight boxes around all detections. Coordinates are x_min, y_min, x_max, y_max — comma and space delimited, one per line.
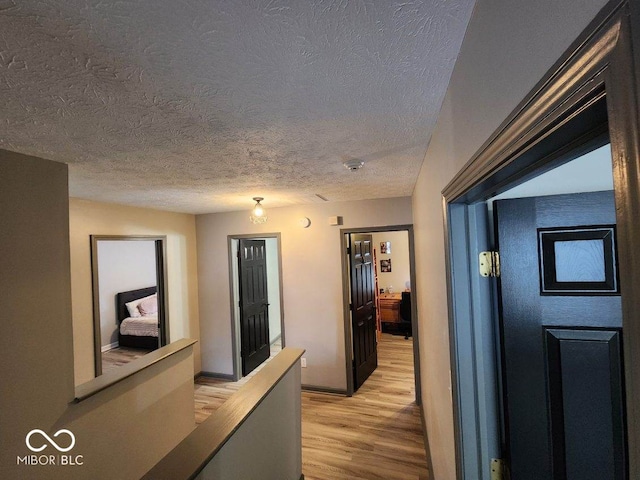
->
116, 286, 157, 323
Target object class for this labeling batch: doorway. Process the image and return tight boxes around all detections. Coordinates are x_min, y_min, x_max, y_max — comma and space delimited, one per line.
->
90, 235, 169, 377
442, 3, 640, 477
228, 233, 285, 381
340, 225, 421, 402
448, 139, 627, 479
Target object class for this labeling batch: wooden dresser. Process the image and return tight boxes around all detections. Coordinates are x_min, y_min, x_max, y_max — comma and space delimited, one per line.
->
379, 292, 402, 323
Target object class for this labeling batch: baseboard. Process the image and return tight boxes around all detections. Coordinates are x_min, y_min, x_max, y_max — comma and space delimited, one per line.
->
419, 403, 435, 478
301, 384, 347, 396
270, 333, 282, 345
101, 341, 118, 353
197, 371, 235, 381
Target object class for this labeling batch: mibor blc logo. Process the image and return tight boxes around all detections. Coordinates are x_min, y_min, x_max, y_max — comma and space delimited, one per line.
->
17, 429, 84, 466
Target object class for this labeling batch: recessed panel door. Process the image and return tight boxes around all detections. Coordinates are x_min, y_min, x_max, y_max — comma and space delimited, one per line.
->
495, 191, 626, 480
238, 239, 270, 376
349, 233, 377, 390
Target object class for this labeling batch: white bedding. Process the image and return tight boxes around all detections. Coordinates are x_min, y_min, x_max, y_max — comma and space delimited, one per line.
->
120, 314, 158, 337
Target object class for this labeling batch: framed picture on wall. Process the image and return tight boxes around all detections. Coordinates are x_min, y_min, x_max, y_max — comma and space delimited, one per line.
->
380, 259, 392, 272
380, 241, 391, 254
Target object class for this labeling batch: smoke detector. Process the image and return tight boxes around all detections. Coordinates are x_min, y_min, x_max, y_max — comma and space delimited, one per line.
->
343, 160, 365, 171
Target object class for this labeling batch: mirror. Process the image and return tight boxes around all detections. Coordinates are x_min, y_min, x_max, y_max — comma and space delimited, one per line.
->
90, 235, 169, 376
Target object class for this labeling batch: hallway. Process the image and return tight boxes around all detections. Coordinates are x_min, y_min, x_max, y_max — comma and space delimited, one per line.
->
302, 333, 429, 480
194, 333, 429, 479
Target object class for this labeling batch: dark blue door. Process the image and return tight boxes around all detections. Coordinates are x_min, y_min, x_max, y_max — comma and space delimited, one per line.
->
495, 191, 626, 480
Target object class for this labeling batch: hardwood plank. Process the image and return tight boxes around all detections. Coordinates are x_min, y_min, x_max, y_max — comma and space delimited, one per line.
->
102, 346, 152, 373
194, 333, 429, 479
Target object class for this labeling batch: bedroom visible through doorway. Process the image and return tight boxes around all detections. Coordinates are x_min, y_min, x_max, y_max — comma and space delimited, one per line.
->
340, 225, 421, 402
90, 235, 169, 377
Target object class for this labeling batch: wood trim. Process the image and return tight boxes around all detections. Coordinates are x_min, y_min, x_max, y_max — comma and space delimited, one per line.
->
227, 236, 242, 382
441, 1, 640, 478
301, 384, 347, 396
339, 224, 414, 234
101, 341, 119, 353
156, 238, 170, 346
339, 224, 421, 403
442, 1, 625, 202
90, 234, 169, 378
406, 225, 422, 406
75, 338, 197, 402
142, 347, 304, 480
606, 5, 640, 475
442, 202, 468, 480
227, 232, 285, 382
197, 371, 235, 381
339, 231, 354, 396
90, 234, 101, 376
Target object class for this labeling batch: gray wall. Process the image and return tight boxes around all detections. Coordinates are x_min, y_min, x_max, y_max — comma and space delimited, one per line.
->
0, 151, 196, 479
196, 363, 302, 480
69, 198, 201, 385
197, 197, 413, 390
411, 0, 610, 477
0, 151, 75, 472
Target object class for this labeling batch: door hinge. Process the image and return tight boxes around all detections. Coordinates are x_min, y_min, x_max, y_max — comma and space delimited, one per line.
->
346, 247, 351, 255
479, 251, 500, 277
491, 458, 506, 480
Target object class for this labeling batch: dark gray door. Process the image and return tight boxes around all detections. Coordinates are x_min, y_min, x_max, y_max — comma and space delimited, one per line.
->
495, 191, 626, 480
349, 233, 377, 391
238, 239, 270, 376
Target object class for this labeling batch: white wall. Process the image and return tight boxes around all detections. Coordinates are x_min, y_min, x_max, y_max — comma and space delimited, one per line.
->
70, 198, 201, 384
197, 197, 412, 390
491, 144, 613, 201
371, 231, 410, 294
97, 240, 157, 348
0, 152, 195, 480
411, 0, 610, 478
263, 237, 282, 343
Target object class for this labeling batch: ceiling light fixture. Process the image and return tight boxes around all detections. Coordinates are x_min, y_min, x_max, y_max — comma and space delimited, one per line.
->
250, 197, 268, 224
343, 160, 364, 171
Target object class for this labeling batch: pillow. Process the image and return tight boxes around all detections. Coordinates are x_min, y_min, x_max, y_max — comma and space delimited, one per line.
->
125, 298, 142, 318
138, 294, 158, 316
124, 293, 156, 318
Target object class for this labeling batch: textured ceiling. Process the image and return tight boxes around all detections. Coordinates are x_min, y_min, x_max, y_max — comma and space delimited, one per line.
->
0, 0, 474, 214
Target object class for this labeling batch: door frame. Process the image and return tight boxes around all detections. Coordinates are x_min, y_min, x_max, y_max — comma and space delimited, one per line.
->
90, 234, 169, 377
340, 224, 421, 403
441, 1, 640, 478
228, 233, 285, 381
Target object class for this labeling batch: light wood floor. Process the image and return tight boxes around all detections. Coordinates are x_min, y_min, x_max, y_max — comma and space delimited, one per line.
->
194, 337, 282, 423
101, 346, 152, 373
194, 333, 429, 480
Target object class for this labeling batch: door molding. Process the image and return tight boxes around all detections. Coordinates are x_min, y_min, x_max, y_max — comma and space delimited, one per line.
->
339, 224, 421, 403
227, 233, 285, 381
442, 1, 640, 478
90, 234, 169, 377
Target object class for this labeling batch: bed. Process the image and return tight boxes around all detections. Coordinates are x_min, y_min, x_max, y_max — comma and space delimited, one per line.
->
116, 286, 160, 350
